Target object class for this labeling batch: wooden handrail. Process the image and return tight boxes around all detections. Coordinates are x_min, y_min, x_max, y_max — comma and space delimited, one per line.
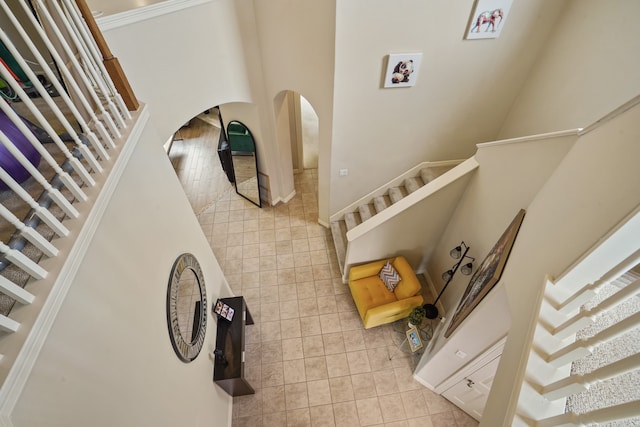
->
74, 0, 139, 111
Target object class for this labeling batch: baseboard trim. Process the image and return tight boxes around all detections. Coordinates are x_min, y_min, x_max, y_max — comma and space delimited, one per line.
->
97, 0, 212, 31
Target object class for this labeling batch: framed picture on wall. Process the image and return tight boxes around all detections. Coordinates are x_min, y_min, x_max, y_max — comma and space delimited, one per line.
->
465, 0, 513, 40
444, 209, 526, 338
383, 53, 423, 88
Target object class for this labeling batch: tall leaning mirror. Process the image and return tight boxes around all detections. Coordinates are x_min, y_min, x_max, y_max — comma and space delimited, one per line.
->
227, 121, 261, 207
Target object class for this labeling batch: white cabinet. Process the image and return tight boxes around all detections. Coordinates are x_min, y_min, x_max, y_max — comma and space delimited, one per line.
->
441, 355, 501, 421
432, 336, 506, 421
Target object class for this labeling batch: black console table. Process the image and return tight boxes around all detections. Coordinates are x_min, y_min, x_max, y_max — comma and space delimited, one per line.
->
213, 296, 255, 396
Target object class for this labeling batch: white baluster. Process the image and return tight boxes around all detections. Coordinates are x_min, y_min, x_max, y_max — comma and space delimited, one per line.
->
547, 249, 640, 314
0, 242, 48, 280
0, 314, 20, 333
551, 278, 640, 339
536, 400, 640, 427
32, 0, 120, 140
546, 311, 640, 367
0, 26, 102, 180
0, 1, 108, 169
542, 353, 640, 400
0, 74, 88, 204
61, 0, 131, 120
48, 0, 126, 130
0, 275, 35, 305
9, 0, 115, 149
0, 204, 58, 257
0, 168, 69, 238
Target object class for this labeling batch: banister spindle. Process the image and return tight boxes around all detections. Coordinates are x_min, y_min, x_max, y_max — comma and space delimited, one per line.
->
73, 0, 138, 112
0, 25, 102, 180
546, 311, 640, 367
12, 0, 116, 147
536, 400, 640, 427
0, 242, 48, 280
0, 275, 35, 305
551, 278, 640, 339
62, 0, 131, 119
550, 250, 640, 314
0, 204, 58, 257
542, 353, 640, 400
32, 0, 120, 139
48, 0, 126, 129
0, 167, 69, 238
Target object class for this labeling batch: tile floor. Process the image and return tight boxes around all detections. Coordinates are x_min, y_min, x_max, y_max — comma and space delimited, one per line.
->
170, 119, 478, 427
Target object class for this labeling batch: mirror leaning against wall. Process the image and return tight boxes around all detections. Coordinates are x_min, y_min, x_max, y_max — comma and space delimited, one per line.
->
227, 120, 261, 207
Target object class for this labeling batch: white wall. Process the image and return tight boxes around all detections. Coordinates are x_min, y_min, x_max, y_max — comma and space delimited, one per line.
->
482, 99, 640, 426
330, 0, 566, 214
250, 0, 336, 221
498, 0, 640, 138
97, 0, 253, 142
414, 133, 576, 387
11, 123, 234, 427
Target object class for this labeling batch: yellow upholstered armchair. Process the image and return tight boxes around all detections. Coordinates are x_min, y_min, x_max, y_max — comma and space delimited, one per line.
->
348, 256, 424, 329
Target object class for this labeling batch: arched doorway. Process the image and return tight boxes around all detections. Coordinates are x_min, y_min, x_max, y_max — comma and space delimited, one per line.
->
299, 94, 319, 170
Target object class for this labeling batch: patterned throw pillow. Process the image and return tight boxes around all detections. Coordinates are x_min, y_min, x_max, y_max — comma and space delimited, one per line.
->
379, 261, 401, 292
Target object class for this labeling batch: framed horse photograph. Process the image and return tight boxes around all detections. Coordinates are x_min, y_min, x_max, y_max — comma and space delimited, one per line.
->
465, 0, 513, 40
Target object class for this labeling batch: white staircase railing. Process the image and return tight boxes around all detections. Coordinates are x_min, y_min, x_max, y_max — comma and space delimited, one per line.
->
0, 0, 138, 384
516, 247, 640, 426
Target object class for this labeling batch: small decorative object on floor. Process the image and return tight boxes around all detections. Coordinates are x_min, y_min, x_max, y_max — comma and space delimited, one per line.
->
407, 305, 426, 328
406, 327, 423, 352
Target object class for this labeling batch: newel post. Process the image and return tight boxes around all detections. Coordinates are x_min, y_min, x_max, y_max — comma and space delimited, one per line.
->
75, 0, 139, 111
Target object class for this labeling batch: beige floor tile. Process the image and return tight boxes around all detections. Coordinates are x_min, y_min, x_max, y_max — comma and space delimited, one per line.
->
350, 373, 377, 400
373, 370, 400, 396
283, 337, 305, 360
333, 401, 360, 427
342, 330, 366, 352
307, 379, 332, 407
319, 314, 342, 334
300, 316, 323, 336
263, 411, 287, 427
325, 353, 350, 378
285, 383, 309, 410
379, 393, 407, 423
281, 318, 302, 339
309, 404, 336, 427
322, 332, 346, 355
305, 356, 329, 381
346, 350, 372, 375
261, 320, 282, 342
303, 335, 326, 357
262, 385, 286, 414
262, 361, 285, 388
284, 359, 307, 384
355, 397, 384, 426
329, 376, 355, 403
287, 408, 312, 427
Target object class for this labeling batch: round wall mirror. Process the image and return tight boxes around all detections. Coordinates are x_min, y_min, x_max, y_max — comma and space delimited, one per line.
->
166, 253, 207, 362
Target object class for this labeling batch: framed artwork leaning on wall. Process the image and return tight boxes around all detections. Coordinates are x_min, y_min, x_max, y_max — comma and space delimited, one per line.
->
444, 209, 526, 338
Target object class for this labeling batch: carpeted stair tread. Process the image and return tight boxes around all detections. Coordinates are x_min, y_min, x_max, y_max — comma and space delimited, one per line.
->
404, 177, 424, 194
358, 203, 376, 222
373, 195, 391, 213
344, 211, 362, 231
330, 220, 348, 273
565, 270, 640, 424
388, 187, 406, 204
420, 167, 439, 184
